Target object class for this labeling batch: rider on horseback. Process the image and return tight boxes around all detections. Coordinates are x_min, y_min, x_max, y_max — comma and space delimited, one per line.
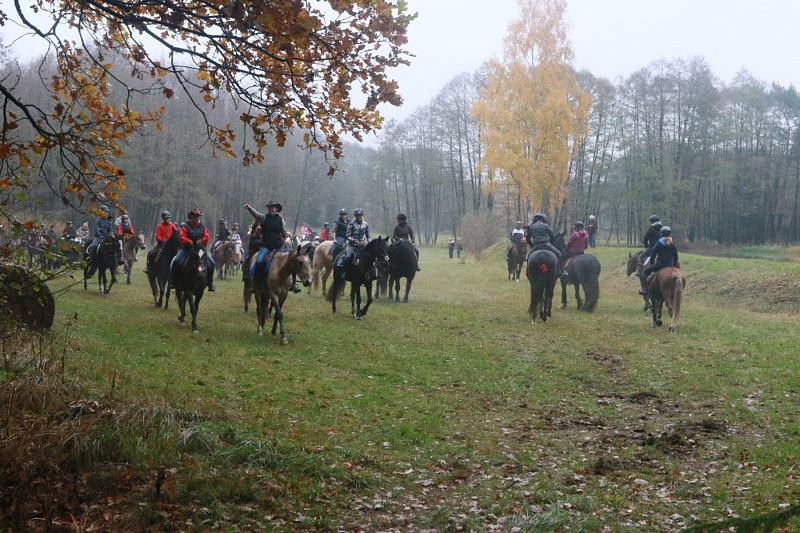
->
319, 223, 331, 242
213, 219, 230, 253
526, 213, 566, 277
341, 208, 370, 269
332, 208, 349, 256
174, 208, 216, 292
640, 226, 678, 294
87, 205, 116, 263
245, 200, 301, 293
229, 222, 242, 252
76, 222, 90, 244
146, 210, 178, 272
643, 215, 663, 251
562, 221, 588, 267
62, 221, 77, 240
508, 220, 525, 256
392, 213, 421, 271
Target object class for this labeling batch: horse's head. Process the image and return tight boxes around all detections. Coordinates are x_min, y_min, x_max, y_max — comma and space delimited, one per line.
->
367, 235, 391, 264
292, 245, 313, 286
626, 251, 642, 277
189, 243, 208, 274
136, 232, 146, 250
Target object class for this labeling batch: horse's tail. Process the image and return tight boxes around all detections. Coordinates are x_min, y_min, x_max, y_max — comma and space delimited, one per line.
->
670, 271, 684, 329
582, 271, 600, 312
326, 272, 344, 303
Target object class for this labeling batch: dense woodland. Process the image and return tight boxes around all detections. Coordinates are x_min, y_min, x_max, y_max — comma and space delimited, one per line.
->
9, 52, 800, 245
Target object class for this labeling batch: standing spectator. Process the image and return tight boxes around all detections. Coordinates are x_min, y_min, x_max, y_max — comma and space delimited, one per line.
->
586, 215, 598, 248
448, 238, 455, 259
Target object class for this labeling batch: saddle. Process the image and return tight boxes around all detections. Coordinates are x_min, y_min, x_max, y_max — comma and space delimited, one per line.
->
563, 256, 576, 270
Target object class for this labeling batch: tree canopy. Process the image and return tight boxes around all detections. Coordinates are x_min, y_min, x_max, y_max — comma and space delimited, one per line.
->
0, 0, 413, 214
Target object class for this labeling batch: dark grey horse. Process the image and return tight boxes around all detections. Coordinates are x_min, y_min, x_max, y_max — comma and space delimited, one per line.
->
560, 254, 601, 312
387, 239, 417, 303
526, 249, 558, 323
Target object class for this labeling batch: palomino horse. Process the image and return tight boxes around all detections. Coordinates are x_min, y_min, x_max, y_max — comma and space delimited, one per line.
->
253, 246, 313, 345
213, 241, 241, 280
560, 254, 601, 312
626, 251, 652, 311
526, 249, 559, 323
171, 243, 208, 333
84, 236, 119, 295
387, 239, 418, 303
147, 230, 179, 309
310, 240, 335, 295
327, 236, 390, 319
647, 267, 686, 333
507, 240, 527, 282
122, 232, 146, 284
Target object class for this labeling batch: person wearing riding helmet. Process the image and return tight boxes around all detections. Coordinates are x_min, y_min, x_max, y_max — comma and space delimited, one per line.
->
392, 213, 421, 271
319, 223, 331, 242
563, 221, 589, 262
508, 219, 526, 264
212, 219, 230, 253
643, 214, 663, 251
525, 213, 565, 276
87, 205, 116, 262
229, 222, 242, 250
342, 208, 370, 268
245, 200, 301, 293
62, 221, 77, 240
173, 208, 216, 291
332, 208, 349, 256
586, 215, 598, 248
640, 225, 679, 294
145, 211, 177, 273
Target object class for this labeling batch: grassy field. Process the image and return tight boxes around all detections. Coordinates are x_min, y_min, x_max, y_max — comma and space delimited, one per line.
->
4, 245, 800, 531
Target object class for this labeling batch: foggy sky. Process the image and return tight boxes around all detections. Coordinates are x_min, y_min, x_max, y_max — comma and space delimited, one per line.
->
3, 0, 799, 129
380, 0, 800, 123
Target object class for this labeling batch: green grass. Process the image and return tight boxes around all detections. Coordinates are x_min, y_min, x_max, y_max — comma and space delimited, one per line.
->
10, 245, 800, 530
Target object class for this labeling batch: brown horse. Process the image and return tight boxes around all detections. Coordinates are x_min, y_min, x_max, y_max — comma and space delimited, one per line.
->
253, 246, 313, 344
507, 240, 527, 282
647, 267, 686, 333
310, 240, 335, 295
122, 232, 146, 284
626, 251, 651, 311
213, 241, 240, 280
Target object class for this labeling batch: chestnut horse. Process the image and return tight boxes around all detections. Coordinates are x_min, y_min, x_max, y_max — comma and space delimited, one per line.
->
253, 246, 313, 344
310, 240, 335, 295
507, 240, 527, 282
646, 267, 686, 333
626, 251, 651, 311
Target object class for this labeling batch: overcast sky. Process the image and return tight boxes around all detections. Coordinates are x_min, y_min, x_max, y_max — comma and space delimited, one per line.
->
379, 0, 800, 123
3, 0, 799, 129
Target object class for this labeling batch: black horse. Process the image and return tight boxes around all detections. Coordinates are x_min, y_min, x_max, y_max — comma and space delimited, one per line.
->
326, 236, 390, 319
560, 254, 601, 312
387, 239, 418, 303
171, 243, 208, 333
83, 235, 119, 295
147, 230, 179, 309
526, 249, 558, 323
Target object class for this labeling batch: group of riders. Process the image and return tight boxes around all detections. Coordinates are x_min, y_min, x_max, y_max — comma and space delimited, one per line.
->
508, 212, 679, 291
142, 202, 422, 294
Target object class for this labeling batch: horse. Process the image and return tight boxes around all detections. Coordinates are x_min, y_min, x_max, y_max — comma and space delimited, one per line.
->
647, 267, 686, 333
560, 254, 601, 312
326, 236, 390, 319
83, 236, 119, 295
311, 240, 335, 295
526, 249, 558, 324
122, 232, 146, 284
626, 251, 652, 311
147, 230, 179, 309
507, 240, 527, 282
387, 239, 418, 303
213, 241, 240, 280
253, 246, 313, 344
171, 243, 208, 333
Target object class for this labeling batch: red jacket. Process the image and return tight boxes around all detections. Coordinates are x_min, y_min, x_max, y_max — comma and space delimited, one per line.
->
319, 228, 329, 241
567, 229, 588, 254
117, 223, 135, 237
155, 222, 177, 243
180, 222, 210, 247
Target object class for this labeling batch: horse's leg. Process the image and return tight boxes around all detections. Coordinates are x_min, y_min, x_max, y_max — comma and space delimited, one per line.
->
177, 290, 186, 325
277, 294, 288, 344
360, 281, 374, 318
164, 281, 171, 310
256, 290, 265, 336
322, 267, 331, 295
107, 265, 117, 294
529, 278, 537, 324
403, 277, 412, 303
350, 284, 357, 318
560, 278, 568, 308
574, 282, 582, 310
191, 292, 201, 333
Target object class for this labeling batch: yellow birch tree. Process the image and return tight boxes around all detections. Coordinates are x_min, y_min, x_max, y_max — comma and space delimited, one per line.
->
473, 0, 590, 217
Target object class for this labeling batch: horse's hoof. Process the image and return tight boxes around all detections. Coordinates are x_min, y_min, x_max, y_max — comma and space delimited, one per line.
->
281, 337, 288, 346
257, 328, 263, 337
656, 319, 663, 327
193, 329, 199, 334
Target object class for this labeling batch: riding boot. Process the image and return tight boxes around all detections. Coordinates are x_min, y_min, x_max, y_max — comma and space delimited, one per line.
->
207, 276, 215, 292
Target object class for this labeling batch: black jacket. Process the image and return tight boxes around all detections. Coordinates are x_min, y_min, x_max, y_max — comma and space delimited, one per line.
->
333, 218, 349, 239
643, 225, 661, 249
526, 222, 557, 246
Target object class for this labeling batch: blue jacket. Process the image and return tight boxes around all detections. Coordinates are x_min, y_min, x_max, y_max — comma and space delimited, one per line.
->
94, 217, 114, 239
649, 237, 678, 267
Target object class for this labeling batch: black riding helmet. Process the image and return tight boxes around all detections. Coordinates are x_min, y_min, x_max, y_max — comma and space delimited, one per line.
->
649, 214, 661, 224
575, 221, 584, 228
532, 213, 547, 224
161, 210, 171, 219
660, 226, 672, 237
354, 208, 364, 217
339, 208, 347, 216
397, 213, 407, 221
